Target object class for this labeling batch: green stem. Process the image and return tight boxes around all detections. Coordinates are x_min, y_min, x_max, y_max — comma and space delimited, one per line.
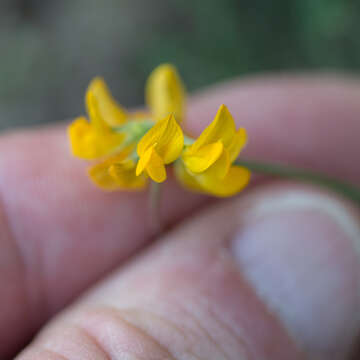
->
149, 181, 162, 235
235, 159, 360, 206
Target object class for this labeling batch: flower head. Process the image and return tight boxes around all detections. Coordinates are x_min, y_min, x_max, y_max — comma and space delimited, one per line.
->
136, 114, 184, 182
67, 64, 250, 197
175, 105, 250, 197
88, 149, 146, 190
67, 64, 186, 190
68, 78, 126, 159
146, 64, 185, 123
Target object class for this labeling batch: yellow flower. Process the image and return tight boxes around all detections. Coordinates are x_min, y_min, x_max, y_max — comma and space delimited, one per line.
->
175, 104, 250, 197
88, 148, 146, 191
146, 63, 185, 122
68, 77, 127, 160
136, 114, 184, 182
68, 64, 186, 190
67, 64, 250, 196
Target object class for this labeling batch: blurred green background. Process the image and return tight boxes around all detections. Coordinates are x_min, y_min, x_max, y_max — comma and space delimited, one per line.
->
1, 0, 359, 130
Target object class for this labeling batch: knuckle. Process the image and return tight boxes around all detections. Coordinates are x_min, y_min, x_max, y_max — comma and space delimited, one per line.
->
18, 293, 252, 360
16, 348, 70, 360
18, 324, 110, 360
68, 304, 248, 360
71, 306, 178, 360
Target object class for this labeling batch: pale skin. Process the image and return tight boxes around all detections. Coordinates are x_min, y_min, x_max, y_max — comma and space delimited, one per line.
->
1, 75, 360, 359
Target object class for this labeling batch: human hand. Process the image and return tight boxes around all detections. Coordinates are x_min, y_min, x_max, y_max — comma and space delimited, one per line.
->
1, 75, 360, 359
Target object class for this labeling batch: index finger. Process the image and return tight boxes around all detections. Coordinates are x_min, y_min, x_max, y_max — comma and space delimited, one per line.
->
188, 74, 360, 182
1, 74, 360, 358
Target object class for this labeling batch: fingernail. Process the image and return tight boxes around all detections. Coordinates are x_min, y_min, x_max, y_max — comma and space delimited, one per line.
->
231, 189, 360, 359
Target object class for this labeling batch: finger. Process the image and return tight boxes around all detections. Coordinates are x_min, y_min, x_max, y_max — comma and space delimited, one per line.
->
2, 75, 360, 356
17, 184, 360, 360
0, 125, 205, 357
188, 74, 360, 182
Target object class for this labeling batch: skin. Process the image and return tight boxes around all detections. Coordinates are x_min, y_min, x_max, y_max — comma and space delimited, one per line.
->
0, 74, 359, 359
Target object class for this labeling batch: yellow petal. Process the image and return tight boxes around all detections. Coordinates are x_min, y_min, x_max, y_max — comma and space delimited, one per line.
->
86, 77, 127, 127
68, 117, 125, 160
203, 149, 231, 180
109, 161, 147, 189
182, 141, 224, 173
136, 145, 153, 176
68, 117, 98, 159
201, 165, 251, 197
175, 149, 230, 194
68, 79, 127, 160
227, 128, 248, 162
86, 90, 108, 132
145, 150, 166, 183
189, 104, 236, 154
137, 114, 183, 164
88, 152, 145, 191
175, 161, 250, 197
174, 160, 205, 193
89, 163, 120, 190
146, 64, 186, 122
136, 146, 166, 183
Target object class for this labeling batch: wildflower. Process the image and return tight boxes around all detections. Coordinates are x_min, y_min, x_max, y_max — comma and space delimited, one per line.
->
67, 63, 250, 197
175, 104, 250, 197
88, 150, 146, 190
68, 78, 126, 160
136, 114, 183, 182
146, 64, 185, 122
67, 64, 185, 190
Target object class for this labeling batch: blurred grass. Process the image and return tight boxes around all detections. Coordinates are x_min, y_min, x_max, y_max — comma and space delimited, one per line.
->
0, 0, 359, 130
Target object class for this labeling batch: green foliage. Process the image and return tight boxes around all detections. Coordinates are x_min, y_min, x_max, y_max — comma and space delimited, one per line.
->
140, 0, 360, 91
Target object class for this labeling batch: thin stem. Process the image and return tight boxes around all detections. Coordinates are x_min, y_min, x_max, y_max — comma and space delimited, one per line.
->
235, 159, 360, 206
149, 181, 162, 236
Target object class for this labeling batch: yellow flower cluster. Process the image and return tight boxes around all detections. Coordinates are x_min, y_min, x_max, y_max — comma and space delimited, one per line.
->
68, 64, 250, 197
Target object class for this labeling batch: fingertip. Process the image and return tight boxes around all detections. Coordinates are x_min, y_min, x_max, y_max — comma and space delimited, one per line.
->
187, 74, 360, 182
230, 183, 360, 359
